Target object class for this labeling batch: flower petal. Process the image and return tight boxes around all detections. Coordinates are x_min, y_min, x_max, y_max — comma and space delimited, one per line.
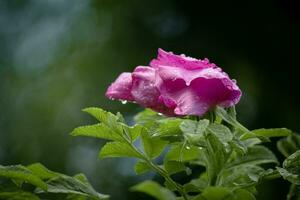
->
150, 48, 215, 70
105, 72, 134, 101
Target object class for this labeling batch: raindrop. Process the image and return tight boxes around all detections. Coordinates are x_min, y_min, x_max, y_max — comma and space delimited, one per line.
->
185, 146, 191, 150
121, 100, 127, 104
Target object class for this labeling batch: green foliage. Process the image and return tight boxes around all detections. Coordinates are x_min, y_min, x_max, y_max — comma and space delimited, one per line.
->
0, 163, 108, 200
278, 150, 300, 185
99, 142, 142, 159
277, 133, 300, 157
131, 180, 176, 200
71, 106, 296, 200
241, 128, 292, 141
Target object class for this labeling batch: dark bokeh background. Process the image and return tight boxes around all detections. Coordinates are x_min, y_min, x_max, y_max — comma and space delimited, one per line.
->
0, 0, 299, 199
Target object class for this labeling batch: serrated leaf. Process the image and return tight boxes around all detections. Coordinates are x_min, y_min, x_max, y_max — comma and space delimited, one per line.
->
99, 141, 142, 159
180, 119, 209, 135
193, 187, 231, 200
131, 180, 176, 200
215, 107, 249, 133
193, 187, 255, 200
207, 123, 233, 144
141, 130, 167, 159
226, 146, 278, 169
165, 144, 202, 162
183, 177, 208, 193
241, 128, 292, 140
220, 165, 264, 187
134, 161, 151, 175
229, 138, 248, 155
83, 107, 122, 133
278, 150, 300, 185
36, 175, 109, 200
126, 124, 144, 141
277, 133, 300, 157
204, 133, 228, 185
134, 109, 165, 125
155, 118, 183, 137
71, 124, 123, 141
0, 191, 40, 200
233, 189, 256, 200
0, 165, 47, 190
164, 161, 186, 175
27, 163, 59, 180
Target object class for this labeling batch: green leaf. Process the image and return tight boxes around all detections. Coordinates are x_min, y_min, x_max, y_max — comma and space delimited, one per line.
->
0, 191, 40, 200
71, 124, 123, 141
207, 123, 233, 144
82, 107, 122, 133
165, 144, 202, 162
180, 119, 209, 145
164, 161, 186, 175
99, 141, 142, 159
229, 138, 248, 155
226, 146, 278, 169
36, 175, 109, 200
241, 128, 292, 140
220, 165, 264, 187
183, 177, 208, 193
27, 163, 59, 180
278, 150, 300, 185
126, 124, 144, 141
193, 187, 255, 200
215, 107, 249, 133
233, 189, 256, 200
155, 118, 183, 137
193, 187, 231, 200
204, 133, 228, 185
131, 180, 176, 200
141, 129, 167, 159
180, 119, 209, 135
0, 165, 47, 190
134, 161, 151, 175
277, 133, 300, 157
134, 109, 165, 124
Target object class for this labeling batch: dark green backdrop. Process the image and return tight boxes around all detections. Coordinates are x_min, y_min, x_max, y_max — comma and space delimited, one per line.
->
0, 0, 299, 199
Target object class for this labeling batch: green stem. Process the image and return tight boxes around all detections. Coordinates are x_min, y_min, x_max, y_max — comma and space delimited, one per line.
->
123, 136, 189, 200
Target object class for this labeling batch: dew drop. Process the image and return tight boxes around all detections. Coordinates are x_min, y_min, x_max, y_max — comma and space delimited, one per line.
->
121, 100, 127, 104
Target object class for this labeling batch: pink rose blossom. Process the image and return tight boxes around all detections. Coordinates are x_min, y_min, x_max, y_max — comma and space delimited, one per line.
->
105, 48, 242, 116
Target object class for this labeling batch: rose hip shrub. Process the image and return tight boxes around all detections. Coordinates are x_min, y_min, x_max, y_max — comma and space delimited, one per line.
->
71, 49, 300, 200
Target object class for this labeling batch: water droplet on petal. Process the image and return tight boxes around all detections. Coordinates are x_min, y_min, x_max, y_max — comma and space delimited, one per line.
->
121, 100, 127, 104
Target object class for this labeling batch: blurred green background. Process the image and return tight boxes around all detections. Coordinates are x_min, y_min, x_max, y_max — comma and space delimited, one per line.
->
0, 0, 299, 199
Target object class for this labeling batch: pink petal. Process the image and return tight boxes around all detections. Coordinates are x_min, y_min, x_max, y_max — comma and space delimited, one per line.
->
105, 72, 134, 101
131, 66, 161, 107
150, 48, 216, 70
157, 68, 241, 115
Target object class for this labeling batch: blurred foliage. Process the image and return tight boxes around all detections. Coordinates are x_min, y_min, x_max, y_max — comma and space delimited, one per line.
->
0, 0, 299, 199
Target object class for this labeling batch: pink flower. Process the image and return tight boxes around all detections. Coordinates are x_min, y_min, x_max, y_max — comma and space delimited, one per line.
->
105, 49, 241, 116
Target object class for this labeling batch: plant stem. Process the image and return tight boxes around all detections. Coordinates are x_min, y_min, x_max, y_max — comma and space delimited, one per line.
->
123, 136, 189, 200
